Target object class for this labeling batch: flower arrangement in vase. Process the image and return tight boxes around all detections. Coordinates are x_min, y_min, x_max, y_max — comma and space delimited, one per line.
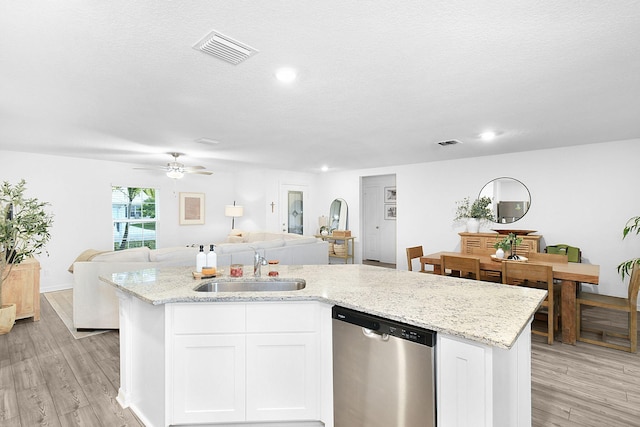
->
494, 232, 523, 260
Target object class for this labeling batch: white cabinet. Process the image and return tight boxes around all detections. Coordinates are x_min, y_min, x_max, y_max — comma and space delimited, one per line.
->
172, 334, 246, 424
169, 302, 320, 425
246, 333, 319, 421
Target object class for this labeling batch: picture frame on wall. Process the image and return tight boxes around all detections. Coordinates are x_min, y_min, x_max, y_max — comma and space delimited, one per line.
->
384, 204, 397, 220
179, 192, 205, 225
384, 186, 396, 202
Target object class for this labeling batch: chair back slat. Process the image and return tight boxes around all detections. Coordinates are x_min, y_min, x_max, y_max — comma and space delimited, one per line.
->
406, 246, 424, 272
502, 261, 553, 288
441, 255, 481, 280
527, 252, 569, 263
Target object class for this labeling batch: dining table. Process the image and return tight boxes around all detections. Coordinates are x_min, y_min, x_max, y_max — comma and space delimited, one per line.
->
420, 251, 600, 345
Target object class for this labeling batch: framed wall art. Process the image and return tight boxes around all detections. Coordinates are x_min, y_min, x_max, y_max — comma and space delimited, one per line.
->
384, 204, 397, 220
384, 186, 396, 203
179, 192, 205, 225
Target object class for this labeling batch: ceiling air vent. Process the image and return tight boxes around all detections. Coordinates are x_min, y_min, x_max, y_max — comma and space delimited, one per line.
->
436, 140, 462, 146
193, 30, 258, 65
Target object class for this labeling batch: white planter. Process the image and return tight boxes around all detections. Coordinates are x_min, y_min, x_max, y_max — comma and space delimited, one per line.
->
495, 248, 505, 259
466, 218, 480, 233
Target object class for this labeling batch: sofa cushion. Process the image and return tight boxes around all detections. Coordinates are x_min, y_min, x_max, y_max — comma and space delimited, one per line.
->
217, 242, 253, 254
150, 246, 198, 266
225, 235, 244, 243
256, 239, 285, 249
244, 232, 267, 243
284, 236, 321, 246
91, 247, 151, 262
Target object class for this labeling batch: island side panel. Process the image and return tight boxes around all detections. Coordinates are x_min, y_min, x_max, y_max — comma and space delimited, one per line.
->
116, 291, 167, 427
437, 326, 532, 427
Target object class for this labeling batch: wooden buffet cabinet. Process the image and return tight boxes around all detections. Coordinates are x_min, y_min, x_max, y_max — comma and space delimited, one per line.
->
459, 232, 541, 257
1, 258, 40, 321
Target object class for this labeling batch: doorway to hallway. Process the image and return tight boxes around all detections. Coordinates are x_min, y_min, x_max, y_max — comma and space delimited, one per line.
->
361, 174, 396, 264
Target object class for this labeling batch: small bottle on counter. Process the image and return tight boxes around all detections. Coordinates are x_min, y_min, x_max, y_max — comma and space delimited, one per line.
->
206, 244, 217, 270
196, 245, 206, 273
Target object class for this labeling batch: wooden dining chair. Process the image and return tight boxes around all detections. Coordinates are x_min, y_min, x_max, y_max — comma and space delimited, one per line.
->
576, 263, 640, 353
406, 246, 427, 273
441, 254, 481, 280
527, 252, 569, 263
502, 261, 558, 344
469, 247, 502, 282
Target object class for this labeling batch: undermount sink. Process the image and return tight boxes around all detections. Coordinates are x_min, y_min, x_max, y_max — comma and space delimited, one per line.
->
194, 278, 306, 292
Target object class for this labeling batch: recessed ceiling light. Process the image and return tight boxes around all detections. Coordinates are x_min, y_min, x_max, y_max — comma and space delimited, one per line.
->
275, 67, 297, 83
480, 131, 496, 141
321, 165, 329, 172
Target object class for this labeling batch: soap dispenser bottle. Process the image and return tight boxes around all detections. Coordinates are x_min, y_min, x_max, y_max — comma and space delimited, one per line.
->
196, 245, 206, 272
206, 244, 217, 270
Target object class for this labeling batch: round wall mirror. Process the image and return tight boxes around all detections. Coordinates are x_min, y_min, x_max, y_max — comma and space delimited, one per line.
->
329, 198, 348, 230
478, 177, 531, 224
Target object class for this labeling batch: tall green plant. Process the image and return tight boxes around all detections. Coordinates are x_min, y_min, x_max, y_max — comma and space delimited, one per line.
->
617, 216, 640, 280
0, 179, 54, 307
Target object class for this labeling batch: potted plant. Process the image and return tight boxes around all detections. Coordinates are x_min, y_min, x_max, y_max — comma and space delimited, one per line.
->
454, 196, 495, 233
0, 179, 53, 334
617, 216, 640, 280
494, 232, 523, 260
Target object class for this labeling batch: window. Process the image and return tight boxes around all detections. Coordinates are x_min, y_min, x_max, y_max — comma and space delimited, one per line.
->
112, 186, 157, 251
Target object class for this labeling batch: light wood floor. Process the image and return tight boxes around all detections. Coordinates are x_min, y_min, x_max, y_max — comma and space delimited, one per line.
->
1, 296, 638, 426
0, 295, 142, 427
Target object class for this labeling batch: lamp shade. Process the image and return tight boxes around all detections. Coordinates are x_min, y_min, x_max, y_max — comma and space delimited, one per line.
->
225, 205, 244, 217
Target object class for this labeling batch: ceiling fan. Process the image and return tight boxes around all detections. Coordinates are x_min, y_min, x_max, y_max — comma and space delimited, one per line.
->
135, 152, 213, 179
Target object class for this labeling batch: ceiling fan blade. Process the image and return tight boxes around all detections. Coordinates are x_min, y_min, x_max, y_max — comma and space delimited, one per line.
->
186, 170, 213, 175
134, 166, 167, 171
182, 165, 206, 171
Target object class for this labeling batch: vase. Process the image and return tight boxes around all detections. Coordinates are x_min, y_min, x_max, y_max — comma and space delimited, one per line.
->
466, 218, 480, 233
495, 248, 504, 259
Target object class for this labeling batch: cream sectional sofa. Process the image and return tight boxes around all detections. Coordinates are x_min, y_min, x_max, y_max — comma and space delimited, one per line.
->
72, 232, 328, 330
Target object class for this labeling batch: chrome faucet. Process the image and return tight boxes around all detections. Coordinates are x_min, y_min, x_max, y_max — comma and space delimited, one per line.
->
252, 248, 268, 277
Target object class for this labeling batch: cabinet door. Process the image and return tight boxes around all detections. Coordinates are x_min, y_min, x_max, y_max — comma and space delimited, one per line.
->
172, 334, 246, 424
246, 333, 319, 421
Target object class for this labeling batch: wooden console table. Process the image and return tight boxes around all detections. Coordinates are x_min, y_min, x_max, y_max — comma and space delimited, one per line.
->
315, 235, 356, 264
1, 258, 40, 321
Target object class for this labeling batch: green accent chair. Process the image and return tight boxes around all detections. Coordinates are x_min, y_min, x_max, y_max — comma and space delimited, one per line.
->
545, 244, 581, 263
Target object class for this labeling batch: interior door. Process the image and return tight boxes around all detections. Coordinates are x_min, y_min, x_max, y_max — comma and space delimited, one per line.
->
280, 185, 308, 235
362, 175, 396, 264
363, 182, 382, 261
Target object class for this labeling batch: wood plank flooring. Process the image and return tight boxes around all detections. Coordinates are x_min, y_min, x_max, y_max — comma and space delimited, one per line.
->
0, 294, 142, 427
531, 306, 640, 427
1, 295, 638, 426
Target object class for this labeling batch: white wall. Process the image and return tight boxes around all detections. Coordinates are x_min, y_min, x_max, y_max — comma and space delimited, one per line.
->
4, 139, 639, 299
1, 151, 237, 291
317, 139, 640, 299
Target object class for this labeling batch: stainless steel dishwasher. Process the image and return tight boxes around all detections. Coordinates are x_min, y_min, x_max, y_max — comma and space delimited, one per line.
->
332, 305, 436, 427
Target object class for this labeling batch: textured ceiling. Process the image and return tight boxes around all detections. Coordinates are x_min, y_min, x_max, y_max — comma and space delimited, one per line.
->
1, 1, 639, 174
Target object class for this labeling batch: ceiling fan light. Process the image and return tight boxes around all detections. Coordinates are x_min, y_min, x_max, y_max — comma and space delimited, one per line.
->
167, 170, 184, 179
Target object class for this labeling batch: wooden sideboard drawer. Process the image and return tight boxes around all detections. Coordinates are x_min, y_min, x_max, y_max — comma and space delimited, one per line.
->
459, 232, 541, 257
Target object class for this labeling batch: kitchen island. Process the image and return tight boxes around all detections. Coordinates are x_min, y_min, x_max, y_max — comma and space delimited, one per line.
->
102, 264, 546, 427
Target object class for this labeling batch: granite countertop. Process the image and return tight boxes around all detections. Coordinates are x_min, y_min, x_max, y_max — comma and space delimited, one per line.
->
101, 264, 546, 350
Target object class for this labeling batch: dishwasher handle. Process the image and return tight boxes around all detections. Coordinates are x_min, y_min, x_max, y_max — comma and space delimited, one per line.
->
333, 308, 380, 331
